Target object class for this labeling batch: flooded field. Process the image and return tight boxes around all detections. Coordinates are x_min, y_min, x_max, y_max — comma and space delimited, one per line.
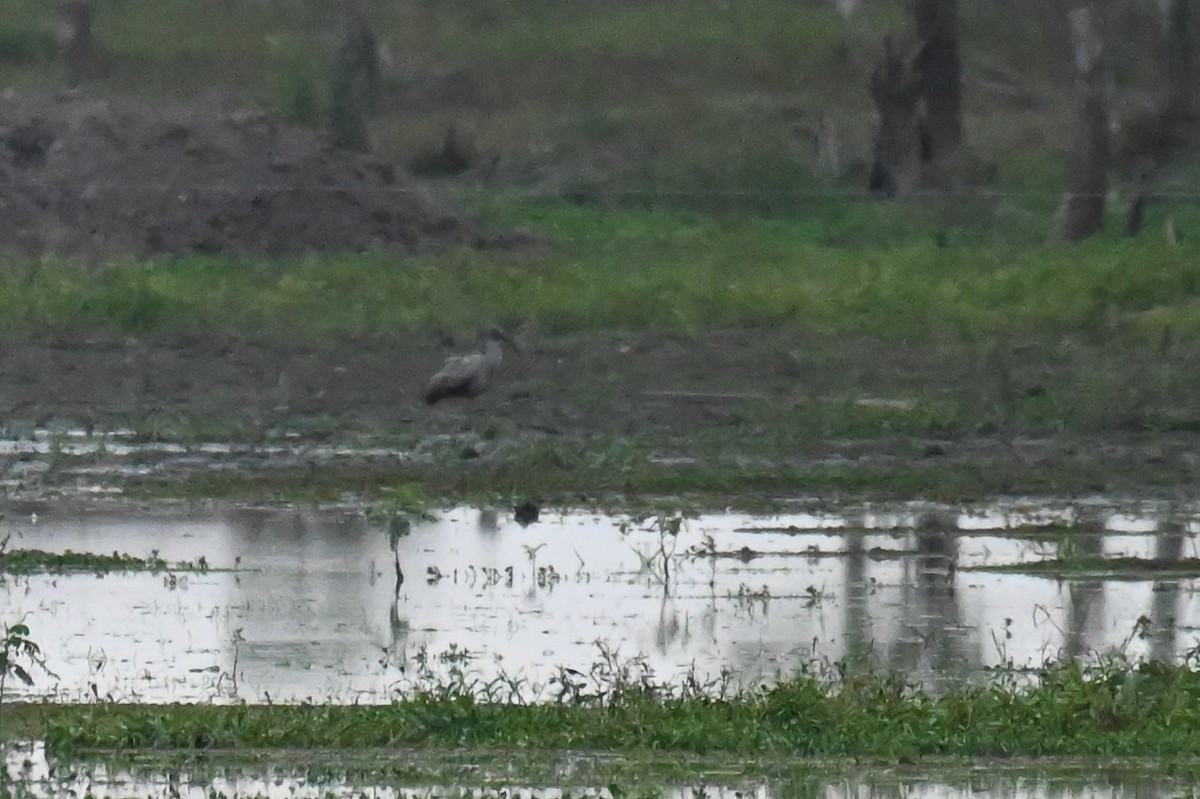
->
3, 741, 1193, 799
3, 497, 1200, 704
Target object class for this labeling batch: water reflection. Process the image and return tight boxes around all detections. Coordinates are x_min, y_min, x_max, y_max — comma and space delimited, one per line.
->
1063, 534, 1105, 661
2, 500, 1200, 703
0, 741, 1187, 799
1150, 525, 1186, 662
887, 517, 971, 686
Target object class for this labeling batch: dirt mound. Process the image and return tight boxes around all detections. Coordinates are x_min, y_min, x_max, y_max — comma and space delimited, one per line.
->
0, 92, 502, 260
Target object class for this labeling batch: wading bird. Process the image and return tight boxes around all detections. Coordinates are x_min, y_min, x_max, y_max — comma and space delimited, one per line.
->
423, 327, 517, 405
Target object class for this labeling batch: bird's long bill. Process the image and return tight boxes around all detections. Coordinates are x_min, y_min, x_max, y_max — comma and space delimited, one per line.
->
496, 329, 521, 352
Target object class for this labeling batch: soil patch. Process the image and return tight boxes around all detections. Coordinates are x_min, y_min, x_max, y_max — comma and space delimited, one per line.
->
0, 92, 514, 260
0, 331, 1197, 495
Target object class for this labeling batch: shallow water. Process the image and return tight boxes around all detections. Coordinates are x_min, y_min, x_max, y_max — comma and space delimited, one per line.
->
2, 499, 1200, 703
2, 741, 1191, 799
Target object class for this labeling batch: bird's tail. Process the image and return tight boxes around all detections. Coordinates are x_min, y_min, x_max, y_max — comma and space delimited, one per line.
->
422, 377, 451, 405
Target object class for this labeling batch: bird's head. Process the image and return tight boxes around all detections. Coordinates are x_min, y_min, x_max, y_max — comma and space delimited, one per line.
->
482, 326, 520, 352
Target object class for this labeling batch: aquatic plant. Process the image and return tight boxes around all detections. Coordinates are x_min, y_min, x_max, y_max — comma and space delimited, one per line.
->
624, 513, 686, 594
29, 651, 1200, 758
653, 514, 683, 591
216, 627, 246, 700
0, 546, 209, 575
363, 484, 436, 589
0, 622, 44, 730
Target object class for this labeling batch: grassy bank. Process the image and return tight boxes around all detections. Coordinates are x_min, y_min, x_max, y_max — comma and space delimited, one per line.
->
0, 191, 1194, 504
2, 201, 1199, 346
10, 658, 1200, 758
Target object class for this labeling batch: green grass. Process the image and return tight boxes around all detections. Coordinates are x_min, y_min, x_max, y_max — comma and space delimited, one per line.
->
1, 200, 1198, 347
19, 658, 1200, 758
0, 548, 211, 574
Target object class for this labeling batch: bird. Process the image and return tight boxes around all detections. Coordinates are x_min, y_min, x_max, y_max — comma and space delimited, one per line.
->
423, 327, 517, 405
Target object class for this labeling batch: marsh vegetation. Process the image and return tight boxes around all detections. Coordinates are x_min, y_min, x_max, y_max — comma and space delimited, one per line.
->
0, 2, 1192, 502
0, 1, 1199, 792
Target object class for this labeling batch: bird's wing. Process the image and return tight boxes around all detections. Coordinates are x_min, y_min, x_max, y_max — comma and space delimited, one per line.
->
438, 353, 485, 382
440, 352, 466, 370
423, 353, 486, 404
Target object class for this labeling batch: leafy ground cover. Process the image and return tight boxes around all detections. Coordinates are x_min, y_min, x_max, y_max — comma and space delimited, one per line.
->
8, 657, 1200, 758
2, 201, 1197, 344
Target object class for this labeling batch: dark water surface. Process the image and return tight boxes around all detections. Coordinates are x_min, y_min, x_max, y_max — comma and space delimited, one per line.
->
3, 499, 1199, 702
2, 741, 1192, 799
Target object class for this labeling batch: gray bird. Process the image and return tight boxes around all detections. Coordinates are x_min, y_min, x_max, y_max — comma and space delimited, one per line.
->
423, 328, 517, 405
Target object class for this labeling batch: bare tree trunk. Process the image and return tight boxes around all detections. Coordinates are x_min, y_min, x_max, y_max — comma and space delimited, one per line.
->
1164, 0, 1196, 113
911, 0, 963, 159
58, 1, 97, 84
1054, 6, 1110, 242
815, 114, 841, 179
869, 36, 924, 197
1125, 172, 1149, 236
1118, 1, 1197, 237
867, 2, 962, 196
330, 0, 381, 152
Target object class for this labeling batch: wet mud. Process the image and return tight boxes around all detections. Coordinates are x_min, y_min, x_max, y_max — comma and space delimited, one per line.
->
0, 332, 1197, 498
0, 93, 515, 260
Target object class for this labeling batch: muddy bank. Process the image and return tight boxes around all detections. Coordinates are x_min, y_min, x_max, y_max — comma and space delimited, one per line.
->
0, 330, 1195, 502
0, 92, 525, 259
0, 329, 807, 435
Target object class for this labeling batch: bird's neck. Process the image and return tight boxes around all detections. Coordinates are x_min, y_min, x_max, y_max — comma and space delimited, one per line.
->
482, 339, 504, 367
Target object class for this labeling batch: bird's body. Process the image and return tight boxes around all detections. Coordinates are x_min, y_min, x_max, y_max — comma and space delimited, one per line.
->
423, 329, 513, 405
